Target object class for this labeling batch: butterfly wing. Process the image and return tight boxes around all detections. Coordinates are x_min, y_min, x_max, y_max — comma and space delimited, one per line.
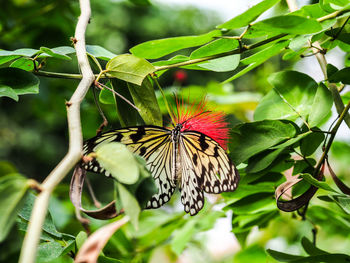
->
178, 131, 239, 215
83, 126, 176, 208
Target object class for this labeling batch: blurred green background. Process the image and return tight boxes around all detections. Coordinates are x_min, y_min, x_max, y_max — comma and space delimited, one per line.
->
1, 0, 350, 262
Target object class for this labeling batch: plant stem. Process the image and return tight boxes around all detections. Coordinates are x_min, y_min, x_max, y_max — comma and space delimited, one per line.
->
18, 1, 95, 262
313, 100, 350, 177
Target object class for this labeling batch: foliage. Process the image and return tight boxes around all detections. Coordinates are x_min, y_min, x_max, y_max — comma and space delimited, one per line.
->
1, 0, 350, 262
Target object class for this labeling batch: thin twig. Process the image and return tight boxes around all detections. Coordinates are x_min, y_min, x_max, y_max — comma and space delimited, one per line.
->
18, 1, 95, 262
95, 81, 140, 111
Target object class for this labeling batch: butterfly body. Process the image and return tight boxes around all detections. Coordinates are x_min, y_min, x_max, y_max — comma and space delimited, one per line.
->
83, 122, 239, 215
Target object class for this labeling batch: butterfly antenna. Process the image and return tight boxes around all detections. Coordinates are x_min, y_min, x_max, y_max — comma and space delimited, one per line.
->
153, 76, 177, 127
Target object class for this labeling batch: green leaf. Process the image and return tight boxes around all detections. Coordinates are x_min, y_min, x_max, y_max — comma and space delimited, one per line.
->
326, 63, 339, 77
106, 54, 155, 85
223, 40, 289, 83
308, 83, 333, 127
39, 47, 71, 60
229, 120, 298, 164
224, 182, 275, 202
267, 249, 304, 261
217, 0, 281, 30
0, 86, 18, 101
10, 57, 36, 71
301, 173, 338, 193
246, 15, 322, 37
127, 77, 162, 126
190, 38, 239, 59
76, 231, 88, 250
329, 195, 350, 214
18, 193, 63, 238
0, 68, 39, 99
0, 55, 20, 65
171, 219, 197, 255
246, 148, 286, 173
289, 35, 310, 51
0, 48, 39, 57
99, 87, 116, 105
86, 45, 117, 60
300, 131, 325, 156
228, 193, 276, 214
117, 183, 141, 228
328, 67, 350, 84
254, 70, 318, 121
301, 237, 328, 255
0, 174, 29, 242
36, 239, 75, 263
110, 79, 140, 126
95, 142, 139, 184
197, 54, 240, 72
271, 131, 312, 150
130, 30, 222, 59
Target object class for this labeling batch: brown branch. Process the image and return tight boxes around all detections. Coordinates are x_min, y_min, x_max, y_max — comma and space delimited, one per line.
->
18, 1, 95, 262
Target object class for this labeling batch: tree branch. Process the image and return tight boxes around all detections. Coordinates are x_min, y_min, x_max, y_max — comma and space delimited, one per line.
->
18, 1, 95, 263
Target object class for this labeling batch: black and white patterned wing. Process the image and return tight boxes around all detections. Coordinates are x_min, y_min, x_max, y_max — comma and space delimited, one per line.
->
179, 131, 239, 215
83, 126, 176, 208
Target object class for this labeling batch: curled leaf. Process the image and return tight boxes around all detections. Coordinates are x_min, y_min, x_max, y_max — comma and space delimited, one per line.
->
75, 216, 129, 263
70, 166, 121, 221
276, 167, 324, 212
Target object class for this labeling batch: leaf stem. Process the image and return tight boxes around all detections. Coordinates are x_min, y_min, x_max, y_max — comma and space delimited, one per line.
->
153, 76, 176, 126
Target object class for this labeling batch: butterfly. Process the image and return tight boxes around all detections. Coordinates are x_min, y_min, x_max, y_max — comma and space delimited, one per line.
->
82, 99, 240, 215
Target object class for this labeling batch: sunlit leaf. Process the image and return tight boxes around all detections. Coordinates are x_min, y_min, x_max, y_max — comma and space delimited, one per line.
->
95, 142, 139, 184
217, 0, 281, 30
106, 54, 155, 85
308, 83, 333, 127
190, 38, 239, 59
254, 70, 318, 121
130, 30, 222, 59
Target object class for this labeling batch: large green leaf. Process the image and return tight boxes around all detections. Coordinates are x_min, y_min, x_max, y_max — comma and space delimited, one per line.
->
106, 54, 155, 85
95, 142, 139, 184
130, 30, 222, 59
127, 77, 162, 126
246, 15, 322, 38
171, 219, 197, 255
0, 174, 29, 242
254, 70, 318, 121
308, 83, 333, 127
217, 0, 281, 30
0, 68, 39, 101
229, 120, 298, 164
